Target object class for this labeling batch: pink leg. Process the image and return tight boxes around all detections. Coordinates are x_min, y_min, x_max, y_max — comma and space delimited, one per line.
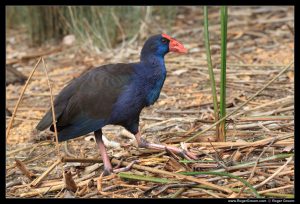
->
135, 132, 198, 160
95, 130, 137, 176
95, 131, 113, 176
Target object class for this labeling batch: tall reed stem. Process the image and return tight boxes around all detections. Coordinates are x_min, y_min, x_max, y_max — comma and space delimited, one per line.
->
203, 6, 220, 139
219, 6, 228, 142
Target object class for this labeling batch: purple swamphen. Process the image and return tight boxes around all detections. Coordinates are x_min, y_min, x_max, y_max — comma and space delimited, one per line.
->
36, 33, 197, 175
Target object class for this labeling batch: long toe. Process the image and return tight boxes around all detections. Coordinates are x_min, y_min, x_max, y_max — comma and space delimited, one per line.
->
183, 150, 198, 160
165, 146, 198, 160
113, 160, 137, 173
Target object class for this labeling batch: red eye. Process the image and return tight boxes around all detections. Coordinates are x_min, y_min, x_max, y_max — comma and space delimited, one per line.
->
161, 38, 168, 43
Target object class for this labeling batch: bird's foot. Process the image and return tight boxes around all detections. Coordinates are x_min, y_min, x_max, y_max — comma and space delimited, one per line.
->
141, 141, 198, 160
135, 133, 197, 160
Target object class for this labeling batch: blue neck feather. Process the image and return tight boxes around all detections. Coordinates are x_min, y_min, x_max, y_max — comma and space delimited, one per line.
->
139, 53, 167, 106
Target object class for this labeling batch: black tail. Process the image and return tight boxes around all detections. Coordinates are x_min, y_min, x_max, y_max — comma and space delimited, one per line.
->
36, 111, 53, 131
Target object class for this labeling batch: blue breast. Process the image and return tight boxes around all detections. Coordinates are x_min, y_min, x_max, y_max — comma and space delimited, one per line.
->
143, 55, 167, 106
108, 59, 167, 125
146, 68, 166, 105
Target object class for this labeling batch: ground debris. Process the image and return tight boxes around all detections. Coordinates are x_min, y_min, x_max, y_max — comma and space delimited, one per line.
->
6, 6, 294, 198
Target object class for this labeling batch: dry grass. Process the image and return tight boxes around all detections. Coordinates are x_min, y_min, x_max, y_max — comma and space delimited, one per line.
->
6, 6, 294, 198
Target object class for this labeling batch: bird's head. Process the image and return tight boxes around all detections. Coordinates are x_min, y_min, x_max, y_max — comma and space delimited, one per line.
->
141, 33, 187, 60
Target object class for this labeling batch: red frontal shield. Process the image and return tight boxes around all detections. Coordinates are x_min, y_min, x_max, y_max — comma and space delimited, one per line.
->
162, 33, 187, 54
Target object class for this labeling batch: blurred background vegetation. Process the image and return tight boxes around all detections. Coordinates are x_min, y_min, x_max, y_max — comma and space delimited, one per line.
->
6, 6, 178, 50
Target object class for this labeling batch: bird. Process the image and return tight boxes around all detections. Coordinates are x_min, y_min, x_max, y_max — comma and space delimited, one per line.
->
36, 33, 197, 175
